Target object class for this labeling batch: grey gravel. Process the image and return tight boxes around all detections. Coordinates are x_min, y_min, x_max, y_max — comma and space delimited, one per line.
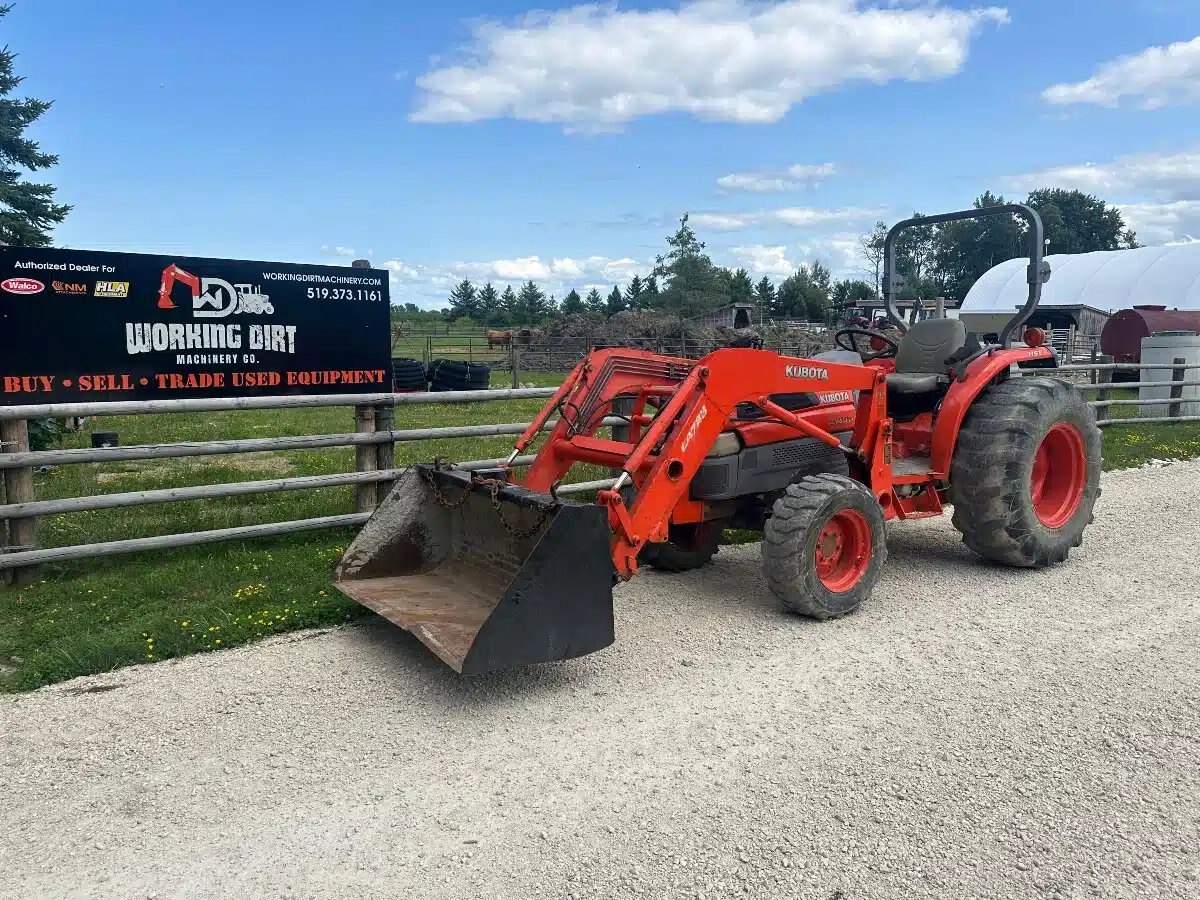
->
2, 461, 1199, 900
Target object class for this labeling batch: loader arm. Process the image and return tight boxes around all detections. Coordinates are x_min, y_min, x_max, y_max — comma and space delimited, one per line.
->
588, 349, 881, 578
510, 348, 882, 579
157, 263, 201, 310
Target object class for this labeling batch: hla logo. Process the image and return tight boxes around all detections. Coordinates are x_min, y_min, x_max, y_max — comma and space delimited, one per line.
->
157, 263, 274, 317
95, 281, 130, 298
785, 364, 829, 381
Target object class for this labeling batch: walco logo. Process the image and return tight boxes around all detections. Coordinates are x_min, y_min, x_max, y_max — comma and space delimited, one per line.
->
784, 364, 829, 381
52, 280, 88, 295
1, 277, 44, 295
95, 281, 130, 298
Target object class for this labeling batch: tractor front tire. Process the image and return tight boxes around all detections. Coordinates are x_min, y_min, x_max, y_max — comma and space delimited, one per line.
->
641, 522, 721, 572
950, 377, 1101, 568
762, 474, 887, 619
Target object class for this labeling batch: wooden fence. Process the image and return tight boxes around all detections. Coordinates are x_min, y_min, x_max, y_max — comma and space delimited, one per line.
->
1, 358, 1198, 586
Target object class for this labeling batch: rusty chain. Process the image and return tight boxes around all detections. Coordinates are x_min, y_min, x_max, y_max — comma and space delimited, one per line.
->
420, 464, 558, 541
420, 464, 473, 510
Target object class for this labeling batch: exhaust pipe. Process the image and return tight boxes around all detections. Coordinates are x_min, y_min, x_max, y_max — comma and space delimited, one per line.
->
334, 465, 616, 675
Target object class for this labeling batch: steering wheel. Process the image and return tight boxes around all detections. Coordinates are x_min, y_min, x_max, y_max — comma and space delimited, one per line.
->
834, 327, 899, 361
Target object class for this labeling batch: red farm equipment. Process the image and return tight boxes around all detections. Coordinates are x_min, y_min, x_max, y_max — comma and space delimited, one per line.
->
335, 206, 1102, 675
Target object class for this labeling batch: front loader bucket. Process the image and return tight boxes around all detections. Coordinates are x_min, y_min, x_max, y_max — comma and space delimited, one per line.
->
334, 465, 615, 675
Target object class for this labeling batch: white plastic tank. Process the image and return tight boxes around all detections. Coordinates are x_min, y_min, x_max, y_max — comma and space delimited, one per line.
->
1138, 331, 1200, 418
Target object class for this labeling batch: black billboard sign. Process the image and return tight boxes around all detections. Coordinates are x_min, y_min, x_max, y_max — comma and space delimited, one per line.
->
0, 247, 391, 405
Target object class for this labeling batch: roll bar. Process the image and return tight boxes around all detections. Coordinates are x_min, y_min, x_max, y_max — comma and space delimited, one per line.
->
882, 204, 1051, 347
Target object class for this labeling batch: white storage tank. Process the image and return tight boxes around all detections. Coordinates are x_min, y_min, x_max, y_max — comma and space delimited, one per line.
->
1138, 331, 1200, 418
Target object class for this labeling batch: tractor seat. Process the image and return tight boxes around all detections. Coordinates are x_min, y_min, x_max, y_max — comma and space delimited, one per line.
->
886, 318, 967, 395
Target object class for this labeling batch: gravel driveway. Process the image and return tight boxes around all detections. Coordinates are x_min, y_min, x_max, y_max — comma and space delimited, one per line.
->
2, 461, 1199, 900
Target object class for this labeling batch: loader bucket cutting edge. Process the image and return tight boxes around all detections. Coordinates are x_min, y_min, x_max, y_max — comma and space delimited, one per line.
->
334, 465, 616, 675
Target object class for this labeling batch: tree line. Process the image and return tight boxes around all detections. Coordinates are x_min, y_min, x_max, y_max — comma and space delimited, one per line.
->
421, 188, 1138, 328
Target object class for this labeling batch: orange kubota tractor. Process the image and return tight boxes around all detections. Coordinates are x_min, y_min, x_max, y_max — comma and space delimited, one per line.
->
335, 206, 1102, 675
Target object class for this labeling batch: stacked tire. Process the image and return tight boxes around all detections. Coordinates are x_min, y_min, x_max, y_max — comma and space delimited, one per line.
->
427, 359, 491, 393
391, 358, 427, 393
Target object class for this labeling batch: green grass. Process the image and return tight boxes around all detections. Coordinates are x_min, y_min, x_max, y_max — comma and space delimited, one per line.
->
392, 335, 509, 364
0, 371, 565, 692
1093, 389, 1200, 470
1, 375, 1197, 692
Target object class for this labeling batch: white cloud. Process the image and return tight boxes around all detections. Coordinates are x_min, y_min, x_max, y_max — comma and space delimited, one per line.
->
1043, 35, 1200, 109
1120, 201, 1200, 246
321, 245, 357, 257
691, 205, 884, 231
728, 244, 796, 277
717, 162, 838, 193
1002, 148, 1200, 199
797, 232, 861, 275
1001, 147, 1200, 244
412, 1, 1008, 130
383, 254, 646, 308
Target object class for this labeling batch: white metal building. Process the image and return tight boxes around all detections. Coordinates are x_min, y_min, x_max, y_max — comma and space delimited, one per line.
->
962, 243, 1200, 313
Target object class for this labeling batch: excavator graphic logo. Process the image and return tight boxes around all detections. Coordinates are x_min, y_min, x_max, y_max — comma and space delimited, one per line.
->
156, 264, 274, 318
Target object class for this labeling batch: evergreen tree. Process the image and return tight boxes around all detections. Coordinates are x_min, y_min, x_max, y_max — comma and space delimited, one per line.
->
515, 280, 550, 324
477, 282, 501, 324
585, 287, 605, 315
624, 274, 645, 309
754, 276, 775, 320
652, 214, 728, 316
605, 285, 625, 316
643, 274, 660, 308
500, 284, 518, 319
447, 279, 479, 320
776, 264, 832, 322
728, 268, 754, 307
560, 288, 584, 315
0, 4, 70, 246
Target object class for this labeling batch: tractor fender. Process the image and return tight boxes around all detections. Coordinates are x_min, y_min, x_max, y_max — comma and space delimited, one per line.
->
930, 347, 1055, 475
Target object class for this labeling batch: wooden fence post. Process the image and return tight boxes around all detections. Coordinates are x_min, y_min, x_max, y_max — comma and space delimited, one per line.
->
511, 346, 521, 389
1, 419, 40, 586
1169, 357, 1186, 420
353, 405, 378, 513
375, 403, 396, 502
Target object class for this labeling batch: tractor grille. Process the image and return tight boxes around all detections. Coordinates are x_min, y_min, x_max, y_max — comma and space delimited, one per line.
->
771, 441, 828, 468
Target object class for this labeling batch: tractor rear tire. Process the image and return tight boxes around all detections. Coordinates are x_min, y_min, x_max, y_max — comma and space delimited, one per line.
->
949, 377, 1101, 568
762, 474, 887, 619
641, 522, 721, 572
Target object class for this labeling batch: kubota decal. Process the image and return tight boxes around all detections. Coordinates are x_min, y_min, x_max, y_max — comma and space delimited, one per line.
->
819, 391, 853, 404
1, 277, 44, 295
785, 364, 829, 381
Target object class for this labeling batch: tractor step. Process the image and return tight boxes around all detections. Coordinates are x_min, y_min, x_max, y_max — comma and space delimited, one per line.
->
892, 455, 933, 476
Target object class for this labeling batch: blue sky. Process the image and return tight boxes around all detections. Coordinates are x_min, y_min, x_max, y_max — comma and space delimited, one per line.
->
8, 0, 1200, 307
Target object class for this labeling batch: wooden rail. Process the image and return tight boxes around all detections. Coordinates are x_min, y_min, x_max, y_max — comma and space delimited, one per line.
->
1, 359, 1198, 581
